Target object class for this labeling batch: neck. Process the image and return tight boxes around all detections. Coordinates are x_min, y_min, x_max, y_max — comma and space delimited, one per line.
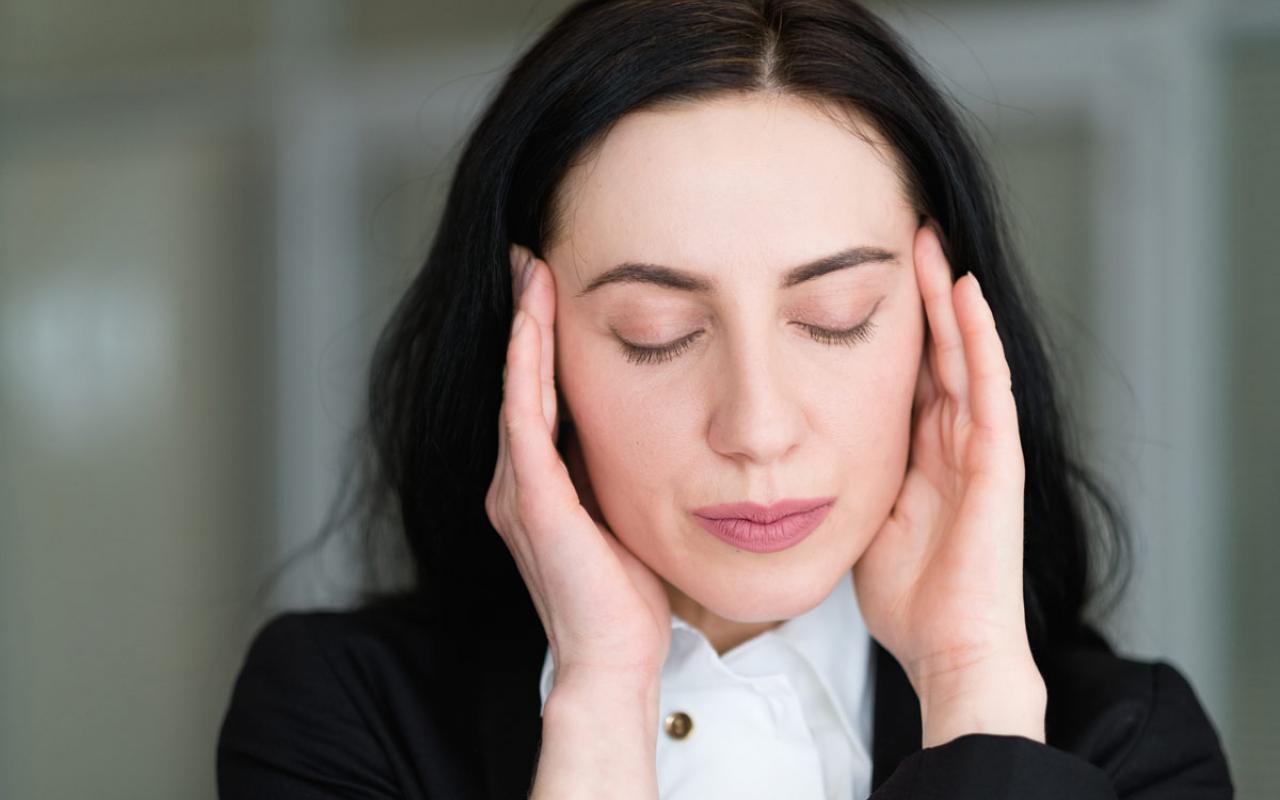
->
662, 579, 783, 656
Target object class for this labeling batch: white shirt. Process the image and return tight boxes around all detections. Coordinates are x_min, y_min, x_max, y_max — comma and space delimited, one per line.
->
538, 570, 877, 799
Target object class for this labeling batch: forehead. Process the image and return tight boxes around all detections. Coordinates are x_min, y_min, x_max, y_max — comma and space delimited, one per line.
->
550, 92, 915, 284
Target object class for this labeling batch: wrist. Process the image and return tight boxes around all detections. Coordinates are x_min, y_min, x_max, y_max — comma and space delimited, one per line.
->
547, 666, 662, 723
536, 671, 661, 799
912, 650, 1047, 748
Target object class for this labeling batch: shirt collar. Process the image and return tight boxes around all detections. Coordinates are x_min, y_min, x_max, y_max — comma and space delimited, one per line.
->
538, 570, 874, 749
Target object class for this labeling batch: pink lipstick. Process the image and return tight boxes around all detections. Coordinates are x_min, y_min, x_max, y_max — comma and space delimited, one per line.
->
691, 496, 835, 553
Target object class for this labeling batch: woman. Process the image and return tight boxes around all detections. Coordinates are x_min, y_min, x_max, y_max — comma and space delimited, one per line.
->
217, 1, 1233, 797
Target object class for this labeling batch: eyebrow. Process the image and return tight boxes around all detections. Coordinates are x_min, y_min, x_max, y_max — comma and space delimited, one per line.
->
575, 245, 900, 297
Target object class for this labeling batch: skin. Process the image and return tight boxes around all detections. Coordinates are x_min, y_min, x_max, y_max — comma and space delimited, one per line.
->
546, 92, 923, 653
487, 91, 1044, 797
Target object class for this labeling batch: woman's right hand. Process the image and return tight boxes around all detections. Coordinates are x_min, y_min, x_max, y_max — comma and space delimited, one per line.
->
485, 243, 672, 695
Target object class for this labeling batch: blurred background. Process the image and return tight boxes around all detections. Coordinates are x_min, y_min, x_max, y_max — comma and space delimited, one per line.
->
1, 0, 1276, 797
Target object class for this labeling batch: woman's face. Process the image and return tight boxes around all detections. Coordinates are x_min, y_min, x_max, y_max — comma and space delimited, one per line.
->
544, 92, 926, 624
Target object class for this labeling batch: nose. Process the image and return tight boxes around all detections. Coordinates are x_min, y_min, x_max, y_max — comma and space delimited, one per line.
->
705, 332, 808, 465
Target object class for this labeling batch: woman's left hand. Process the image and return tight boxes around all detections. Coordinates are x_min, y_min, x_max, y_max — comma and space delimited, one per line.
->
852, 221, 1046, 748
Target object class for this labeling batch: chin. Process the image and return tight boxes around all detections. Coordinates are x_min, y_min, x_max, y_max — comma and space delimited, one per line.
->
675, 557, 849, 623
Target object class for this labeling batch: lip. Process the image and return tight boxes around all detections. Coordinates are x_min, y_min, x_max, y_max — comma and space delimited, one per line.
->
692, 496, 836, 523
691, 496, 836, 554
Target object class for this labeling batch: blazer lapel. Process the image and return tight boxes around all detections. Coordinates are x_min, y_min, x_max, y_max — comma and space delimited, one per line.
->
475, 625, 546, 800
870, 637, 923, 790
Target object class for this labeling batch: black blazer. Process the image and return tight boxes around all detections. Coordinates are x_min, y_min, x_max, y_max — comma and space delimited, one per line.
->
217, 599, 1234, 798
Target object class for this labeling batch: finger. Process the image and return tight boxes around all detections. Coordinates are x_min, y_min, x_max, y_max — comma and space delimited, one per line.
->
499, 240, 527, 490
494, 330, 550, 624
954, 272, 1019, 444
911, 340, 939, 419
914, 222, 969, 407
510, 243, 531, 313
503, 243, 528, 483
503, 304, 575, 523
502, 243, 531, 486
522, 258, 561, 436
495, 360, 512, 484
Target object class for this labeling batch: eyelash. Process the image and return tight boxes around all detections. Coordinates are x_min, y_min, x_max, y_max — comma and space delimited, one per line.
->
619, 314, 880, 366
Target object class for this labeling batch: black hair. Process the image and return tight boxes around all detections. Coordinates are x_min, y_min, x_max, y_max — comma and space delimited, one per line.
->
266, 0, 1132, 666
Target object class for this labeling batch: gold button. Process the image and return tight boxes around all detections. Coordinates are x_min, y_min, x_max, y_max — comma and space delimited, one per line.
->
664, 711, 694, 740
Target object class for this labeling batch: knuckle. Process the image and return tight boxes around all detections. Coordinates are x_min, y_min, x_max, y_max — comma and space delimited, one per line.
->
501, 403, 520, 440
983, 367, 1012, 392
993, 364, 1014, 394
974, 419, 1009, 448
938, 338, 964, 359
483, 487, 504, 530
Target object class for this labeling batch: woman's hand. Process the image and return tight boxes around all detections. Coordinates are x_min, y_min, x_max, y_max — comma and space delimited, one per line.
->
491, 245, 667, 798
486, 243, 672, 695
852, 222, 1046, 747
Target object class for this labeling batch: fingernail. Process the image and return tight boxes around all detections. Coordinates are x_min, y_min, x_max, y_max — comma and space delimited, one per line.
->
512, 309, 527, 335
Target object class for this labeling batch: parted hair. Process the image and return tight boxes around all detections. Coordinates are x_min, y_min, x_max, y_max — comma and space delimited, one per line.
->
267, 0, 1132, 666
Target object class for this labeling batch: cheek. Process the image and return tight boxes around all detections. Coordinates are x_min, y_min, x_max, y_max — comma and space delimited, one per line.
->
815, 367, 913, 470
555, 321, 684, 517
814, 312, 923, 504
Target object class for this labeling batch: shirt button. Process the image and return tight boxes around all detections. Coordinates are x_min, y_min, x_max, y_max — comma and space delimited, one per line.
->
663, 711, 694, 740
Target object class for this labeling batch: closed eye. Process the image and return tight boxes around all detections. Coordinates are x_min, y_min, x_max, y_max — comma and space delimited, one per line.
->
617, 298, 882, 366
793, 317, 878, 347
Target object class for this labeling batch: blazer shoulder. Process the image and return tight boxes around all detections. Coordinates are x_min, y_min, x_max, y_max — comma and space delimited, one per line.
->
217, 602, 466, 799
224, 601, 454, 711
1041, 629, 1234, 796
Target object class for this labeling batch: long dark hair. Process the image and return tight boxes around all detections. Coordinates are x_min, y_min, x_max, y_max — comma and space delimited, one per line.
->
269, 0, 1132, 666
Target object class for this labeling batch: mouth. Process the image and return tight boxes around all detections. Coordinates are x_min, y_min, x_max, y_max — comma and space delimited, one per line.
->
691, 496, 836, 554
691, 496, 836, 523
